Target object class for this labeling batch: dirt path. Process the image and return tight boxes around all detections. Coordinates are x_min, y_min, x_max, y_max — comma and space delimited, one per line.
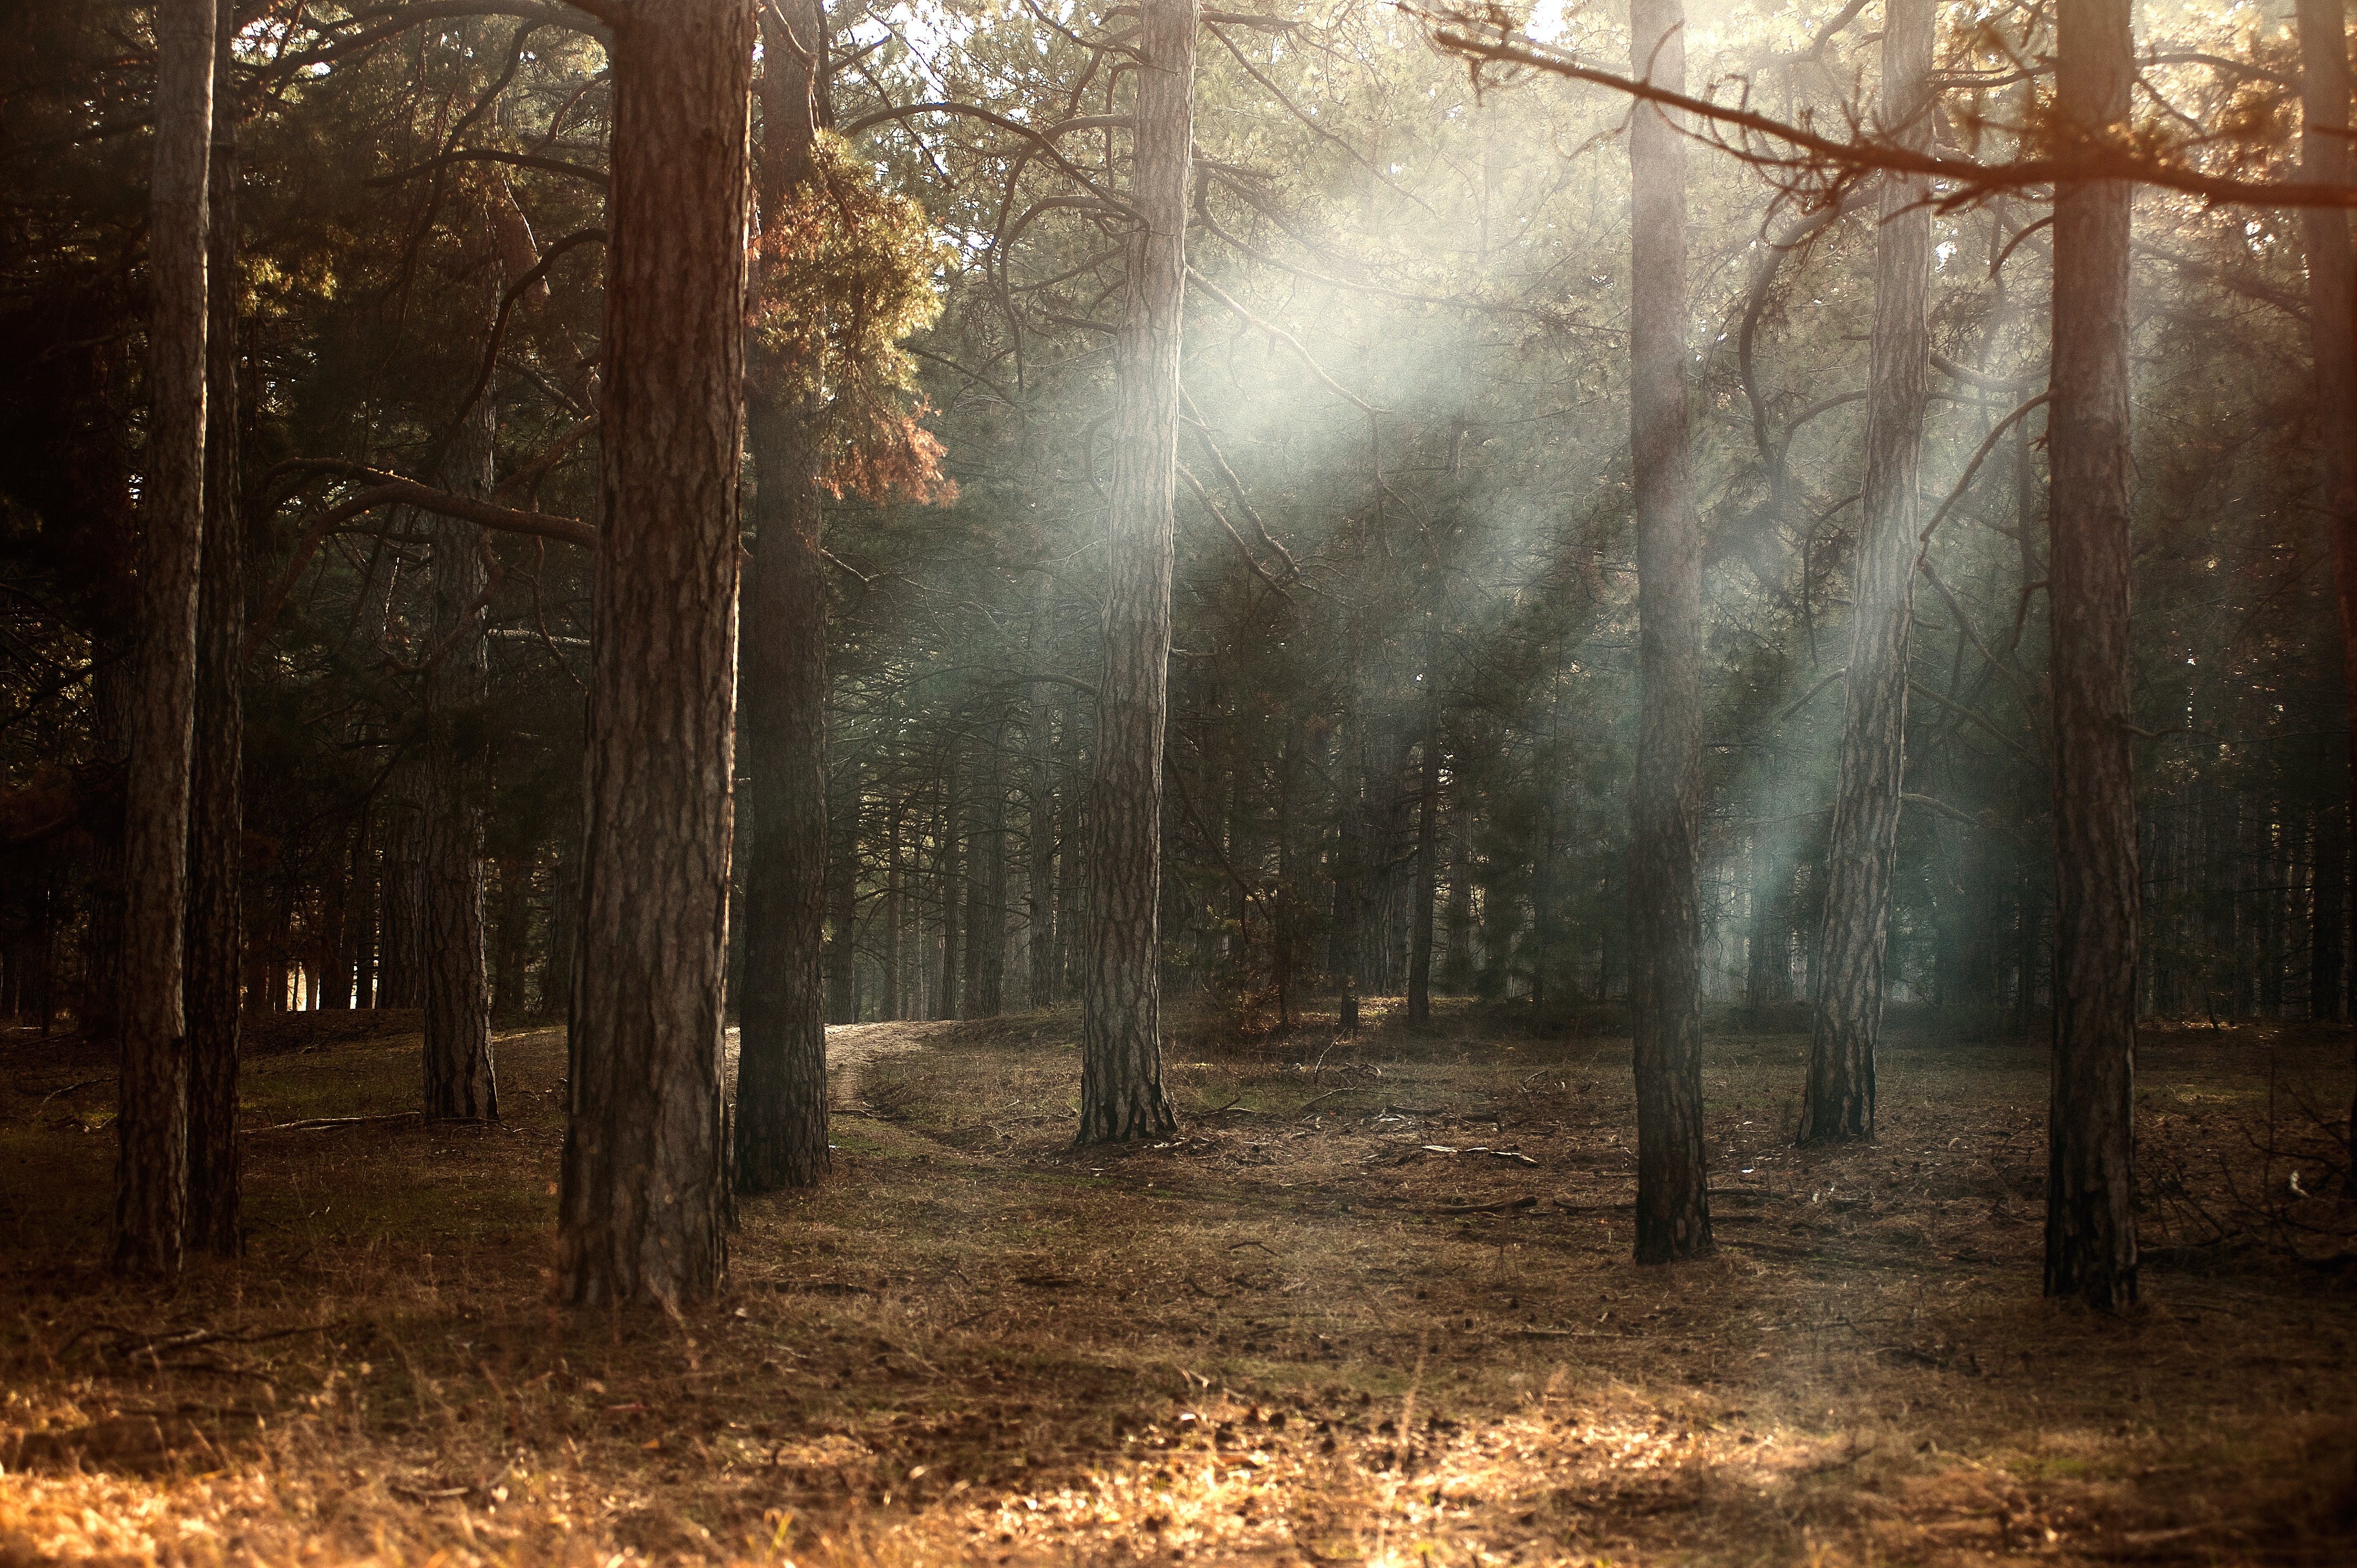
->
719, 1017, 954, 1103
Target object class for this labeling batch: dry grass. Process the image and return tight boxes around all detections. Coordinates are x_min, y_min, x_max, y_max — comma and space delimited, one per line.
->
0, 1002, 2354, 1565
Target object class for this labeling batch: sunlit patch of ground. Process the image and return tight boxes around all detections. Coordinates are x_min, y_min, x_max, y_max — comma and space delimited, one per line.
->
0, 1003, 2352, 1564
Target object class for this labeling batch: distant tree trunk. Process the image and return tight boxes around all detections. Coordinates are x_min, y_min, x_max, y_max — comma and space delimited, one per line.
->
421, 405, 497, 1121
1746, 835, 1792, 1005
1057, 733, 1083, 998
114, 0, 215, 1277
1800, 0, 1932, 1146
1076, 0, 1192, 1142
493, 854, 533, 1017
377, 772, 425, 1008
2043, 0, 2139, 1313
1626, 0, 1713, 1265
1407, 611, 1442, 1025
184, 0, 240, 1257
557, 0, 752, 1309
734, 0, 831, 1194
825, 774, 859, 1025
1443, 786, 1473, 995
539, 830, 575, 1018
1276, 713, 1303, 1025
935, 765, 962, 1020
1335, 703, 1367, 1033
882, 801, 904, 1020
1028, 587, 1060, 1009
969, 725, 1008, 1017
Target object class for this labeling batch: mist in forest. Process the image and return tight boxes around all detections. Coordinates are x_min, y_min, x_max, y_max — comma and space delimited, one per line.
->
2, 0, 2355, 1562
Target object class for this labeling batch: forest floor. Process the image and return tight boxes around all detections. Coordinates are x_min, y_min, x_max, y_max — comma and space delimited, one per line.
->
1, 1002, 2355, 1566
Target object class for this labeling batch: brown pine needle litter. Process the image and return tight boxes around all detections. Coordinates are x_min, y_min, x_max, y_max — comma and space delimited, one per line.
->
2, 1002, 2354, 1565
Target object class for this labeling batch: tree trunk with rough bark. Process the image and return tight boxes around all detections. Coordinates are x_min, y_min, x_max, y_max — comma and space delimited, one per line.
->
184, 0, 240, 1256
1627, 0, 1713, 1266
557, 0, 752, 1308
114, 0, 215, 1277
1077, 0, 1193, 1143
734, 0, 832, 1193
2295, 0, 2357, 1184
421, 404, 498, 1121
2044, 0, 2140, 1313
1800, 0, 1933, 1146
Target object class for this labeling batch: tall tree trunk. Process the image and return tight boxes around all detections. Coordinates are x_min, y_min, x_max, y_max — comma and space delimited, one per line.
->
1800, 0, 1933, 1145
114, 0, 215, 1277
734, 0, 832, 1194
2044, 0, 2140, 1312
2296, 0, 2357, 1184
1627, 0, 1712, 1265
1076, 0, 1193, 1142
421, 404, 497, 1121
557, 0, 752, 1309
183, 0, 240, 1256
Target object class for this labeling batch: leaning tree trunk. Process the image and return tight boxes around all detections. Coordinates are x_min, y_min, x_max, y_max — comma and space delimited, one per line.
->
733, 0, 832, 1194
557, 0, 753, 1308
2044, 0, 2140, 1312
1800, 0, 1933, 1146
114, 0, 215, 1277
1076, 0, 1195, 1143
1627, 0, 1713, 1265
185, 0, 241, 1255
2296, 0, 2357, 1183
421, 403, 498, 1121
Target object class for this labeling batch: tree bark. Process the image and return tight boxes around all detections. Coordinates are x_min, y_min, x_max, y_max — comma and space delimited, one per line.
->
1800, 0, 1932, 1146
557, 0, 752, 1309
2044, 0, 2140, 1313
1077, 0, 1193, 1143
185, 0, 241, 1255
733, 0, 832, 1194
2295, 0, 2357, 1183
1627, 0, 1713, 1265
421, 404, 498, 1121
114, 0, 215, 1277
